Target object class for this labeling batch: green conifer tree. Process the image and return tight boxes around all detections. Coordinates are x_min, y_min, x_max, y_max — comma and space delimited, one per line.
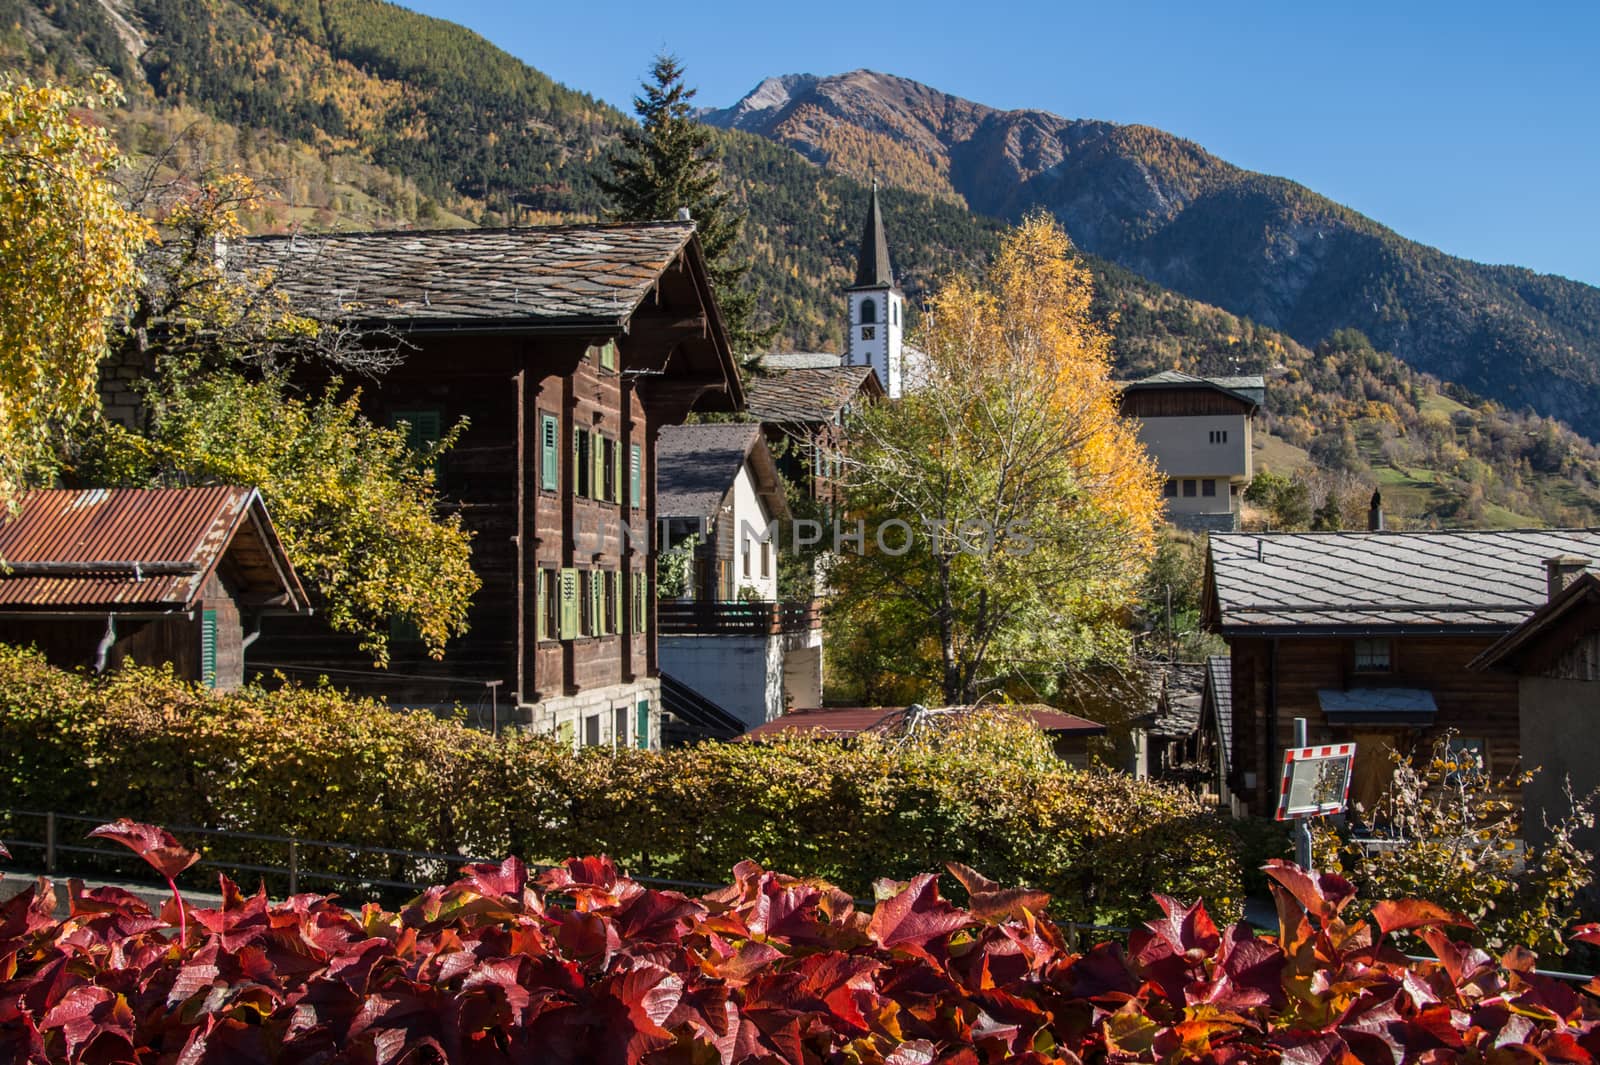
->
600, 54, 774, 363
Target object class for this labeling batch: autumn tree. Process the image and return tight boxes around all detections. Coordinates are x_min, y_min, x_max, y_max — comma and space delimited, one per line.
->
0, 76, 150, 507
600, 54, 773, 360
827, 215, 1163, 704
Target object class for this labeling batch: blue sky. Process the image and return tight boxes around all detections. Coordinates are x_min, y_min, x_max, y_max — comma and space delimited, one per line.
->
399, 0, 1600, 287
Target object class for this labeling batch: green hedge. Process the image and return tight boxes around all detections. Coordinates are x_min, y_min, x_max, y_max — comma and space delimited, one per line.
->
0, 645, 1240, 925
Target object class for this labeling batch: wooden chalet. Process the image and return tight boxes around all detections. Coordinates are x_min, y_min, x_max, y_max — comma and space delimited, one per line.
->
1471, 564, 1600, 847
0, 487, 307, 689
747, 358, 883, 500
240, 222, 743, 747
1204, 521, 1600, 818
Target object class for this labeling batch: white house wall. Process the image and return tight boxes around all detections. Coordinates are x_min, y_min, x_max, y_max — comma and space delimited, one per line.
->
731, 460, 779, 601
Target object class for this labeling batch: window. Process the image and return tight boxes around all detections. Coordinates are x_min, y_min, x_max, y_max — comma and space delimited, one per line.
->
1202, 479, 1217, 498
573, 428, 592, 498
1353, 638, 1392, 672
597, 339, 617, 373
603, 571, 618, 634
761, 540, 771, 579
1209, 429, 1229, 444
579, 570, 594, 636
601, 437, 618, 503
613, 706, 628, 750
742, 535, 752, 578
1163, 478, 1178, 498
539, 413, 559, 491
200, 609, 218, 689
537, 568, 559, 641
584, 714, 602, 747
629, 444, 642, 508
636, 699, 651, 750
1445, 736, 1487, 782
559, 568, 579, 639
892, 301, 899, 325
393, 410, 443, 485
1182, 479, 1198, 497
861, 297, 877, 324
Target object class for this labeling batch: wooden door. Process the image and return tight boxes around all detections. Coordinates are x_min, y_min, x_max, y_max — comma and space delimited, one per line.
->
1350, 732, 1400, 821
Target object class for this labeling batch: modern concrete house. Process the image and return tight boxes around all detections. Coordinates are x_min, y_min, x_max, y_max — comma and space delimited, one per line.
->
654, 424, 823, 731
1471, 561, 1600, 848
1118, 371, 1263, 532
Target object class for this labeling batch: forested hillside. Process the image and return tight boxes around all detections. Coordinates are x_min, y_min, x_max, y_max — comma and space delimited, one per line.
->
6, 0, 1600, 527
707, 71, 1600, 440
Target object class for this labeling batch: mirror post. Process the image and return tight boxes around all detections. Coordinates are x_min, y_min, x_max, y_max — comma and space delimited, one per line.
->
1293, 717, 1314, 870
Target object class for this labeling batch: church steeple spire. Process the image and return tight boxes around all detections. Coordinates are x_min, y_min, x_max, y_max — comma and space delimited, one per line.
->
843, 182, 904, 398
850, 182, 895, 290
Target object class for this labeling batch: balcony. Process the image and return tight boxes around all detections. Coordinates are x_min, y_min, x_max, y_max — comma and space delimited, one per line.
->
656, 599, 821, 636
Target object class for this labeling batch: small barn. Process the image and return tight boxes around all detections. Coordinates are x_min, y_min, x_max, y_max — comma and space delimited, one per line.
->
0, 487, 308, 689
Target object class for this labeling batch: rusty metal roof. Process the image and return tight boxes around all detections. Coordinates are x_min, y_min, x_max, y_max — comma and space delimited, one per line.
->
0, 487, 307, 613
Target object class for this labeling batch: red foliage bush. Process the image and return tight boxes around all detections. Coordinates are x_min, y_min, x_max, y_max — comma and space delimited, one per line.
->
3, 823, 1600, 1064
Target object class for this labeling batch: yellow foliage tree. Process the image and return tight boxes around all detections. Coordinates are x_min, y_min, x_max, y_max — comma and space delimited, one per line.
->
0, 76, 151, 506
828, 214, 1162, 704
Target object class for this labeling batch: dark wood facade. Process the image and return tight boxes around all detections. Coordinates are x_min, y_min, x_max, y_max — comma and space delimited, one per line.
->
1226, 634, 1518, 817
242, 224, 743, 737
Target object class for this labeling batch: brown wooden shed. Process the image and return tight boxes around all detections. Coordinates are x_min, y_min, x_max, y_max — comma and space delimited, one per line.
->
0, 486, 308, 689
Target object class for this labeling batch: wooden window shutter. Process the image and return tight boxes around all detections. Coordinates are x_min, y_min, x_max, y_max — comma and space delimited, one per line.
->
557, 720, 574, 748
630, 444, 642, 508
635, 700, 650, 750
200, 609, 218, 689
572, 428, 584, 498
599, 339, 617, 372
536, 568, 549, 640
610, 571, 621, 635
612, 438, 623, 504
540, 413, 559, 491
589, 569, 604, 635
559, 568, 579, 639
592, 436, 606, 504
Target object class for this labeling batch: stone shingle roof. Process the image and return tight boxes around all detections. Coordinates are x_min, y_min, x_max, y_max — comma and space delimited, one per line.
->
759, 353, 844, 371
1205, 655, 1232, 776
1207, 529, 1600, 635
744, 366, 882, 424
1146, 663, 1206, 739
656, 424, 766, 521
236, 222, 698, 327
1121, 370, 1265, 408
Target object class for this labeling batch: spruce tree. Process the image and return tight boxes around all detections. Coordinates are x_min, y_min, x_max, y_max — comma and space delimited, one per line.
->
600, 54, 773, 363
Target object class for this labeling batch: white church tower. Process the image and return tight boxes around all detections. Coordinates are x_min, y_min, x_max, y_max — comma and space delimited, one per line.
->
844, 184, 904, 398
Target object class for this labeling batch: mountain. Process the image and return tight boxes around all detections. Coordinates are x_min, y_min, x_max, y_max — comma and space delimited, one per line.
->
704, 70, 1600, 439
7, 0, 1600, 526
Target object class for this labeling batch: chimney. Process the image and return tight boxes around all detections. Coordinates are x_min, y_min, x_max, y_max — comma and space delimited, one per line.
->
676, 207, 692, 222
1367, 490, 1384, 531
1545, 556, 1590, 601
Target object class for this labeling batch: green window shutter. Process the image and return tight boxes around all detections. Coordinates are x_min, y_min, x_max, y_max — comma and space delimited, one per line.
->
559, 568, 579, 639
610, 572, 621, 635
636, 700, 650, 750
557, 720, 574, 748
592, 436, 606, 504
536, 568, 549, 640
540, 413, 559, 492
612, 439, 623, 504
200, 609, 218, 689
630, 444, 642, 508
599, 339, 617, 372
589, 570, 605, 635
393, 410, 444, 486
635, 572, 648, 633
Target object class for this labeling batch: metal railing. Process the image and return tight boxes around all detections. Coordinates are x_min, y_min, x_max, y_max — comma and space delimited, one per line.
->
0, 808, 1136, 950
657, 599, 820, 636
